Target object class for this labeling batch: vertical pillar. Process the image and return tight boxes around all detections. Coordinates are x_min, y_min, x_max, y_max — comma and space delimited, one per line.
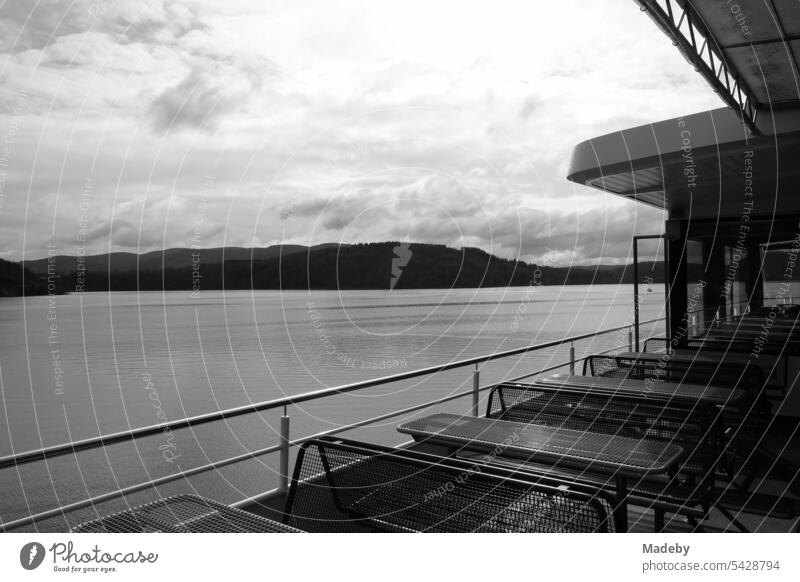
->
279, 408, 290, 492
472, 366, 480, 417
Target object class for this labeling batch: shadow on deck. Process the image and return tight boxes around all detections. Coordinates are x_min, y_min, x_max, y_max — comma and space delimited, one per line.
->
242, 416, 800, 533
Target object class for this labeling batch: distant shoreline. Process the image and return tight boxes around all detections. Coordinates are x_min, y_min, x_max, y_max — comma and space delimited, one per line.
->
0, 283, 660, 300
3, 242, 664, 297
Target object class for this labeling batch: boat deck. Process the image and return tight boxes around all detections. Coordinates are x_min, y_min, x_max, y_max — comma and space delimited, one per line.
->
242, 415, 800, 533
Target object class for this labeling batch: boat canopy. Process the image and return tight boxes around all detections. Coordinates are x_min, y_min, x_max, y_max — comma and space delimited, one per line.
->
568, 0, 800, 219
566, 107, 800, 218
567, 1, 800, 387
635, 0, 800, 133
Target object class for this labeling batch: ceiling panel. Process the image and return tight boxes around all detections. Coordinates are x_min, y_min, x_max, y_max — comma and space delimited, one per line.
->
773, 1, 800, 37
726, 43, 799, 102
690, 0, 781, 46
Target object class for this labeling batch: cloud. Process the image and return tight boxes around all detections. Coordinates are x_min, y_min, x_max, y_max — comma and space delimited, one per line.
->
0, 0, 91, 53
256, 165, 665, 266
149, 65, 240, 131
1, 0, 723, 263
518, 95, 541, 120
146, 23, 276, 132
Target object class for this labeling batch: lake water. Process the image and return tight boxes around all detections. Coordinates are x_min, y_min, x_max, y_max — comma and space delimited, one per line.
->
0, 285, 664, 530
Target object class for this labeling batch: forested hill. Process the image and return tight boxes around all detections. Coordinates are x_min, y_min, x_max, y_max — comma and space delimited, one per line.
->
13, 242, 664, 293
0, 257, 68, 296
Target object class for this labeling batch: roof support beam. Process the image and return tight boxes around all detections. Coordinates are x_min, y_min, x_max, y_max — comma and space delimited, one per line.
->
724, 33, 800, 50
636, 0, 760, 134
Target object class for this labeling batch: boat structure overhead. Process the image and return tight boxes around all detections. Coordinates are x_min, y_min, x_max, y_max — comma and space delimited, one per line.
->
569, 0, 800, 220
638, 0, 800, 134
569, 0, 800, 418
567, 106, 800, 219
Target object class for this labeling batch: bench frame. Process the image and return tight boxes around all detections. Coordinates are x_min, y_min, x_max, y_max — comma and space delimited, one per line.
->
284, 436, 617, 533
485, 381, 721, 530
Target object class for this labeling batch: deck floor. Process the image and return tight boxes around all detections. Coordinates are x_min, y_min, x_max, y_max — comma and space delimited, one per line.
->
245, 477, 799, 533
246, 416, 800, 533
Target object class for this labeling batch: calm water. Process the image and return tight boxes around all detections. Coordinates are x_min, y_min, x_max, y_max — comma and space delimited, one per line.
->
0, 286, 664, 529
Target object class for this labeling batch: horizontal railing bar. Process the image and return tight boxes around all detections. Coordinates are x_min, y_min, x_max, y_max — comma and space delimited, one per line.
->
3, 335, 646, 531
259, 350, 606, 449
0, 318, 661, 471
1, 379, 494, 531
228, 357, 574, 512
230, 487, 283, 510
0, 354, 580, 531
288, 357, 584, 444
502, 344, 622, 383
288, 379, 503, 445
224, 353, 611, 512
0, 442, 282, 532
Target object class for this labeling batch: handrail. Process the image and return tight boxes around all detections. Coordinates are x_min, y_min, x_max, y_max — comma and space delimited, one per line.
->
0, 316, 665, 531
0, 317, 662, 471
0, 353, 581, 532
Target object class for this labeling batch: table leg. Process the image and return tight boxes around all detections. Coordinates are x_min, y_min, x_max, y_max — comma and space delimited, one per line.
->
614, 475, 628, 532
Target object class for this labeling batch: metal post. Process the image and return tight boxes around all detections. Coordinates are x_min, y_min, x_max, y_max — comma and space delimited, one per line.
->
628, 326, 633, 352
279, 408, 290, 492
633, 236, 640, 352
569, 342, 575, 375
472, 365, 480, 417
631, 234, 664, 352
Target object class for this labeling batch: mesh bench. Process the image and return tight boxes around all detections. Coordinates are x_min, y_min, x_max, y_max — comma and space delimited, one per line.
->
643, 337, 765, 354
485, 378, 724, 528
71, 495, 302, 533
643, 336, 788, 403
583, 352, 769, 439
284, 437, 615, 533
535, 373, 743, 406
584, 352, 765, 390
397, 413, 684, 531
583, 352, 773, 490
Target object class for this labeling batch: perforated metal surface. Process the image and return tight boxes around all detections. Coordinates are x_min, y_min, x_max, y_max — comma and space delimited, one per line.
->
643, 337, 771, 356
583, 353, 774, 471
398, 413, 683, 476
285, 438, 614, 533
642, 338, 669, 353
583, 354, 770, 436
642, 337, 790, 402
533, 374, 742, 406
582, 354, 763, 403
71, 495, 302, 533
486, 381, 719, 500
584, 353, 762, 386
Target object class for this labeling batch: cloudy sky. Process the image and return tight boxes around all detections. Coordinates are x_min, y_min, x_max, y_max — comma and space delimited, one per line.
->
0, 0, 722, 265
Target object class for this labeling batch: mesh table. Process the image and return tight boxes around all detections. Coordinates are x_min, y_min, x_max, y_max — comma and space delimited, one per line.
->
71, 495, 302, 533
613, 351, 764, 378
534, 373, 744, 406
603, 351, 793, 498
397, 413, 684, 531
487, 374, 731, 528
285, 437, 615, 533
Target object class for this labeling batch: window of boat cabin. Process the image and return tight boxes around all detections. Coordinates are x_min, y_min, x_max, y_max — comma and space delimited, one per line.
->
678, 218, 800, 341
722, 243, 751, 319
686, 239, 707, 335
761, 242, 800, 309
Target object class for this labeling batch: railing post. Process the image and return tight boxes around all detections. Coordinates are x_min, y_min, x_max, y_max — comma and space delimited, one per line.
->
633, 235, 640, 351
628, 326, 633, 351
569, 342, 575, 375
472, 365, 480, 417
279, 407, 290, 492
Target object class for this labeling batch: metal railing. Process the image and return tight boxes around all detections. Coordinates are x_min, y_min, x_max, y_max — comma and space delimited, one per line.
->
0, 317, 663, 531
